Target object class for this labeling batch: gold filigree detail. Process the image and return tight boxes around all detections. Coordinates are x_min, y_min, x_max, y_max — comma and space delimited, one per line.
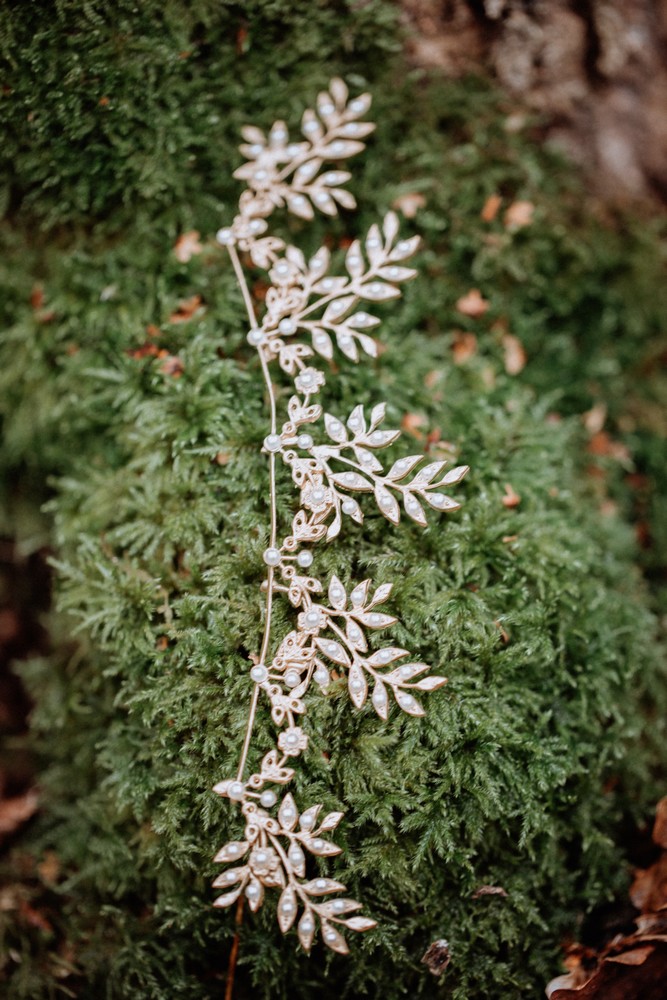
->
212, 78, 468, 954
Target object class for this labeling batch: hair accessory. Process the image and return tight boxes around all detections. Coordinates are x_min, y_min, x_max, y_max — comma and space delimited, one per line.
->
212, 78, 468, 955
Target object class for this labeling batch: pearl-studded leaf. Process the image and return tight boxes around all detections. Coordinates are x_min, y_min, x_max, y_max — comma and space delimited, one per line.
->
278, 794, 299, 832
321, 922, 349, 955
213, 884, 245, 909
213, 841, 249, 864
341, 915, 377, 932
371, 679, 389, 720
298, 910, 316, 953
304, 878, 347, 896
348, 662, 368, 709
277, 886, 298, 933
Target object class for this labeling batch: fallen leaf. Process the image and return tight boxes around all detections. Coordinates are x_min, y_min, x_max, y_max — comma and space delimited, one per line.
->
421, 939, 451, 976
587, 432, 631, 464
392, 192, 426, 218
18, 898, 53, 933
504, 200, 534, 230
401, 413, 427, 440
169, 294, 203, 323
481, 194, 502, 222
456, 289, 489, 317
173, 230, 202, 263
501, 483, 521, 508
0, 788, 39, 836
502, 332, 527, 375
37, 851, 60, 884
583, 403, 607, 435
215, 452, 232, 466
452, 331, 478, 364
159, 355, 185, 378
495, 621, 510, 644
472, 885, 508, 898
30, 285, 45, 310
98, 96, 110, 107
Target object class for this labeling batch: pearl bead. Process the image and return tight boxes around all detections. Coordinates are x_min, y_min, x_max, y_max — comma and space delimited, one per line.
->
228, 782, 245, 800
286, 733, 299, 746
297, 433, 313, 449
348, 417, 359, 429
379, 650, 391, 663
275, 262, 290, 275
301, 920, 313, 931
282, 901, 295, 912
339, 336, 352, 347
325, 930, 337, 941
344, 473, 356, 484
253, 169, 268, 182
367, 237, 380, 249
248, 143, 263, 155
342, 499, 356, 514
321, 278, 334, 289
331, 141, 344, 154
431, 494, 445, 507
320, 102, 334, 115
350, 679, 363, 691
350, 99, 365, 112
225, 871, 235, 882
249, 219, 264, 233
246, 885, 260, 898
228, 844, 239, 855
285, 670, 301, 688
400, 665, 413, 677
312, 838, 323, 849
283, 807, 295, 820
316, 878, 327, 889
314, 192, 328, 203
299, 372, 313, 385
304, 120, 319, 133
314, 668, 329, 684
287, 143, 301, 155
292, 195, 306, 204
278, 318, 295, 335
399, 694, 415, 708
260, 790, 277, 807
300, 814, 314, 828
370, 614, 381, 624
216, 227, 233, 245
297, 550, 313, 568
264, 434, 282, 452
380, 496, 392, 508
255, 851, 267, 863
331, 588, 343, 600
329, 420, 342, 433
333, 900, 345, 912
247, 328, 264, 345
263, 547, 282, 566
310, 488, 325, 503
347, 256, 361, 267
305, 611, 320, 627
326, 643, 338, 654
250, 664, 268, 683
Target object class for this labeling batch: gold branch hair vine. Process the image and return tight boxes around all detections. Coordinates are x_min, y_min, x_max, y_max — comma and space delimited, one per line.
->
211, 78, 468, 955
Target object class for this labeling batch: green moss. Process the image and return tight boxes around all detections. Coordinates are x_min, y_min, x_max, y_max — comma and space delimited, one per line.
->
1, 2, 666, 998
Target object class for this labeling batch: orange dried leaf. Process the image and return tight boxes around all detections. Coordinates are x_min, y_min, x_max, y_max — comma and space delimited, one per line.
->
456, 289, 489, 317
501, 483, 521, 508
502, 332, 527, 375
504, 200, 534, 230
481, 194, 502, 222
401, 413, 426, 440
452, 330, 477, 364
159, 355, 185, 378
392, 192, 426, 219
174, 230, 203, 263
169, 294, 203, 323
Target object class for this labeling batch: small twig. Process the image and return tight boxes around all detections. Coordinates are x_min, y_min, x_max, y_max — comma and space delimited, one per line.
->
225, 896, 245, 1000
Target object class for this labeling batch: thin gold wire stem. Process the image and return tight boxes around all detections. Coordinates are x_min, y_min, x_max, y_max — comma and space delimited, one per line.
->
228, 244, 278, 783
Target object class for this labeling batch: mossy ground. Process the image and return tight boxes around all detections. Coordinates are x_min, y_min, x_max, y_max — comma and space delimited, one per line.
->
1, 3, 666, 998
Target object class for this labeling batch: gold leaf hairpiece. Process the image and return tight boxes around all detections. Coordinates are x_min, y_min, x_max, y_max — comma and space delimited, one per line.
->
212, 78, 468, 955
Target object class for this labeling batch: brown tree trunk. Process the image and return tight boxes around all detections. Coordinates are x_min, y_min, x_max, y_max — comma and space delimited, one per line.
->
402, 0, 667, 202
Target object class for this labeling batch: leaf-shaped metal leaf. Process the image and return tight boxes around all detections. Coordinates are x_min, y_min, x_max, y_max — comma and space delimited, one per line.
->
328, 575, 347, 610
298, 910, 316, 953
349, 579, 370, 607
213, 884, 244, 909
304, 878, 347, 896
331, 472, 373, 492
346, 618, 366, 651
279, 794, 298, 832
356, 611, 396, 629
423, 492, 461, 512
345, 240, 364, 278
371, 582, 393, 605
246, 876, 264, 912
394, 690, 426, 717
440, 464, 470, 485
348, 662, 368, 709
375, 485, 400, 525
299, 804, 322, 831
287, 841, 306, 878
367, 647, 409, 667
387, 455, 423, 480
403, 492, 427, 526
318, 811, 344, 832
411, 461, 446, 485
213, 841, 249, 864
342, 915, 377, 932
358, 282, 400, 302
371, 679, 389, 720
277, 885, 298, 933
301, 835, 342, 857
321, 921, 349, 954
382, 211, 400, 243
388, 235, 421, 261
287, 192, 315, 220
411, 674, 448, 691
315, 637, 350, 666
212, 866, 248, 888
376, 264, 417, 282
312, 327, 334, 359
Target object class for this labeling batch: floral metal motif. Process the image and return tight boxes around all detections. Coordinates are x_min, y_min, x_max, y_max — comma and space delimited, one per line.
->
212, 78, 468, 954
